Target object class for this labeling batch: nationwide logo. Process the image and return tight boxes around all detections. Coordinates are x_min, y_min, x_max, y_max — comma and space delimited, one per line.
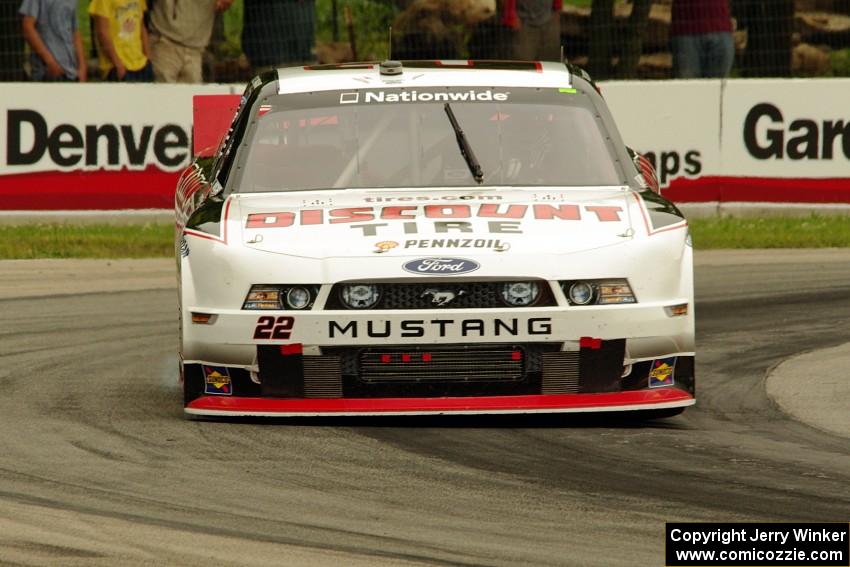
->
339, 90, 509, 105
403, 257, 480, 275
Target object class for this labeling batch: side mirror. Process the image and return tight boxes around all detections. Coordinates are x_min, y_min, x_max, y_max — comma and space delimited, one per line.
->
627, 147, 660, 195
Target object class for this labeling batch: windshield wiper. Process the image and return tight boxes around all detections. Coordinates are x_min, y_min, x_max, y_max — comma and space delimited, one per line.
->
443, 103, 484, 184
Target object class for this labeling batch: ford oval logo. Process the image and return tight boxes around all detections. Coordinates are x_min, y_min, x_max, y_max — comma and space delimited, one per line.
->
403, 258, 480, 276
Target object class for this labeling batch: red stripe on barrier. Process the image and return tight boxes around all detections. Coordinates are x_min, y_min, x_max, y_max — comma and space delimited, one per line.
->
0, 167, 177, 210
1, 170, 848, 210
664, 176, 850, 203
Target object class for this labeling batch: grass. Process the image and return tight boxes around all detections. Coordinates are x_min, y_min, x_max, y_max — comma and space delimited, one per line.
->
0, 224, 173, 259
688, 216, 850, 249
0, 216, 847, 259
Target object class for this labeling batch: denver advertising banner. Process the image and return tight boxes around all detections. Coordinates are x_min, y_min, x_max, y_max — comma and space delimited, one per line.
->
0, 79, 848, 210
0, 83, 231, 210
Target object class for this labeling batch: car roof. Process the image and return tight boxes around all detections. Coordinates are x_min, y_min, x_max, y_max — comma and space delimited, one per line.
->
276, 60, 575, 95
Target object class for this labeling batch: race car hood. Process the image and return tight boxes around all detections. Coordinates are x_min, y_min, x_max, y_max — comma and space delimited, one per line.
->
233, 187, 639, 259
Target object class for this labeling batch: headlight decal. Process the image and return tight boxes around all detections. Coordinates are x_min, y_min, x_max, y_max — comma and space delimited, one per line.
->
560, 279, 636, 305
243, 285, 319, 310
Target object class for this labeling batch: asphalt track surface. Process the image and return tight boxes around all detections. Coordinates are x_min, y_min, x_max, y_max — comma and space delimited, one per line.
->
1, 250, 848, 566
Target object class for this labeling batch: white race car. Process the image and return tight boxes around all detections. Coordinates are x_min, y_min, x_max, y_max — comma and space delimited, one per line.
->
176, 60, 695, 418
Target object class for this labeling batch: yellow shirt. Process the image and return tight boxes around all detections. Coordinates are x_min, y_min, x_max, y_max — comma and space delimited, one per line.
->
89, 0, 148, 76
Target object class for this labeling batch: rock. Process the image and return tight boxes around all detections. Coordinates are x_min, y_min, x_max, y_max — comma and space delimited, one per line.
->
796, 11, 850, 47
316, 42, 353, 64
637, 52, 673, 79
392, 0, 494, 60
560, 3, 671, 56
792, 42, 833, 74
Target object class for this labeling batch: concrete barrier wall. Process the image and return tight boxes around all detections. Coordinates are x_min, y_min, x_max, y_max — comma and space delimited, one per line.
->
1, 78, 848, 210
602, 78, 850, 205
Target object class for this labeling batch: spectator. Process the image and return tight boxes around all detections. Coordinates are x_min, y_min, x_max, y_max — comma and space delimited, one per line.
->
501, 0, 562, 62
19, 0, 86, 81
242, 0, 315, 70
148, 0, 233, 83
670, 0, 735, 78
89, 0, 152, 81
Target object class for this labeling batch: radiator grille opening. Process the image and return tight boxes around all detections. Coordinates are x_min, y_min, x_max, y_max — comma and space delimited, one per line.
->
541, 351, 581, 394
325, 281, 555, 310
359, 345, 525, 383
303, 356, 343, 398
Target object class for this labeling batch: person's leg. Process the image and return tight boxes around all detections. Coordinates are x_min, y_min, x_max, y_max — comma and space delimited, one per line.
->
540, 13, 561, 61
512, 25, 539, 60
150, 35, 183, 82
700, 32, 735, 78
671, 35, 701, 78
179, 47, 203, 83
124, 60, 153, 82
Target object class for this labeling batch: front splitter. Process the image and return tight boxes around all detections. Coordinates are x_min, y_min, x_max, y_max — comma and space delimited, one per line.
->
185, 388, 695, 417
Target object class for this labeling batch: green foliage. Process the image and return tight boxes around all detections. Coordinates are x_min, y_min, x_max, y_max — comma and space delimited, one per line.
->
219, 0, 245, 58
77, 0, 92, 54
315, 0, 399, 61
829, 48, 850, 77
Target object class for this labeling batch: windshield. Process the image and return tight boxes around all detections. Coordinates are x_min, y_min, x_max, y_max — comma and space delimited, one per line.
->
233, 87, 624, 192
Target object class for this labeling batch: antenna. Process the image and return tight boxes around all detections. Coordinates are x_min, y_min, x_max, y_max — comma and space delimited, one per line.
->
560, 45, 565, 64
380, 25, 402, 75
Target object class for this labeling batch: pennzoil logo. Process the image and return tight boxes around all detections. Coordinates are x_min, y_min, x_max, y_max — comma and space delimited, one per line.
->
203, 365, 232, 395
648, 357, 676, 388
373, 240, 398, 254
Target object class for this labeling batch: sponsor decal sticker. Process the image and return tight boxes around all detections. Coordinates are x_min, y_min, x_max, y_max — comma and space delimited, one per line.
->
244, 204, 624, 231
340, 89, 510, 105
373, 240, 398, 254
328, 317, 552, 339
339, 92, 360, 104
648, 357, 676, 388
404, 238, 509, 251
403, 257, 480, 275
421, 287, 467, 307
203, 365, 232, 395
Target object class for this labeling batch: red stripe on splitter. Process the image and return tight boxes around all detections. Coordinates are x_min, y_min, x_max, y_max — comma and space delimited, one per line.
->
186, 389, 694, 414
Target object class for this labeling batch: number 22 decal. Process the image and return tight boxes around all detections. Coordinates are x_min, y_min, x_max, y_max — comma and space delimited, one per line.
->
253, 316, 295, 339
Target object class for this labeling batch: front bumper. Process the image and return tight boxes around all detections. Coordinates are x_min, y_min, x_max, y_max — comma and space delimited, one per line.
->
185, 388, 695, 417
183, 302, 695, 365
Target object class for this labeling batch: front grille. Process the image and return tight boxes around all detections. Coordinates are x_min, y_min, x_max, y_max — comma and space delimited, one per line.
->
303, 356, 343, 398
325, 281, 555, 310
359, 345, 525, 382
541, 351, 581, 393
